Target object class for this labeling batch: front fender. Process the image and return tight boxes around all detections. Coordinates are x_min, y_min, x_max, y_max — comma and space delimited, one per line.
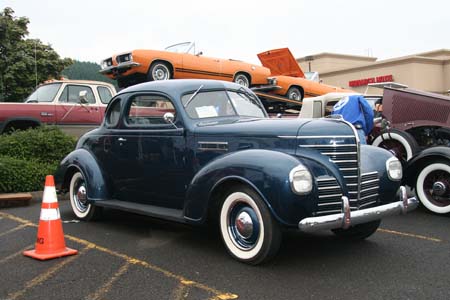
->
183, 148, 352, 226
403, 146, 450, 187
55, 148, 110, 201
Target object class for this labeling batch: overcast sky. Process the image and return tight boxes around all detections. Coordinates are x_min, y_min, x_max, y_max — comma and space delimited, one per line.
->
3, 0, 450, 65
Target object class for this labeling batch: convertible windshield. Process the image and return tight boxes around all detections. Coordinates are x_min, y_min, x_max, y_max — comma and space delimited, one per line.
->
165, 42, 194, 54
181, 90, 266, 119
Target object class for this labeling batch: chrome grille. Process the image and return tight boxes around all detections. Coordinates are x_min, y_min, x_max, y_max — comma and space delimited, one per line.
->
316, 177, 343, 215
299, 136, 380, 214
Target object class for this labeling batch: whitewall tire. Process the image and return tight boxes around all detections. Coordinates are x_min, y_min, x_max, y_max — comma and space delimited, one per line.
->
69, 172, 101, 221
219, 186, 281, 264
371, 130, 419, 161
415, 161, 450, 214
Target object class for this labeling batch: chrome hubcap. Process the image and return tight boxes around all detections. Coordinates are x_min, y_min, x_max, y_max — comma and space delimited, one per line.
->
235, 76, 249, 87
153, 66, 168, 80
228, 203, 260, 250
432, 181, 447, 196
289, 92, 300, 100
235, 211, 253, 239
77, 185, 87, 204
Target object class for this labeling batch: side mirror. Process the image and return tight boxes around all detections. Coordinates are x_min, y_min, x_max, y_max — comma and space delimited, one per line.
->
79, 90, 89, 104
163, 112, 175, 124
195, 51, 203, 56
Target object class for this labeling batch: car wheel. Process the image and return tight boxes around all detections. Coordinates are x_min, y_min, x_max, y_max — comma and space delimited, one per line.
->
148, 62, 172, 81
233, 73, 250, 87
371, 129, 419, 162
69, 171, 102, 221
332, 220, 381, 240
286, 86, 302, 101
415, 160, 450, 214
219, 186, 281, 265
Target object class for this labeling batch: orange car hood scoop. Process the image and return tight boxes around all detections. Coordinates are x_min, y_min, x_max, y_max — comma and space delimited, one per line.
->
257, 48, 305, 78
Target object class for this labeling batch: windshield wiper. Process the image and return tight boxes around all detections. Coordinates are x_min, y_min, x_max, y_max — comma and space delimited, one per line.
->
236, 87, 264, 110
184, 84, 203, 107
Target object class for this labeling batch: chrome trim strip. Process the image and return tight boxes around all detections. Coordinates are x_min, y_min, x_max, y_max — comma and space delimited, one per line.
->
359, 201, 377, 208
316, 178, 337, 182
360, 193, 379, 200
300, 144, 357, 147
198, 141, 228, 145
316, 209, 343, 215
297, 135, 356, 139
319, 194, 343, 198
360, 186, 378, 193
317, 186, 341, 190
299, 188, 418, 233
321, 152, 357, 155
362, 171, 378, 176
361, 179, 379, 185
318, 201, 343, 206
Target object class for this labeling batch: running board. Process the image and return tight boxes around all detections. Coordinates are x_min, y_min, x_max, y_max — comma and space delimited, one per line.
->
94, 200, 185, 223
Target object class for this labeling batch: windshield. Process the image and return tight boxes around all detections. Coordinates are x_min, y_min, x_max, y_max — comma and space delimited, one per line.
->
181, 90, 266, 119
26, 83, 62, 102
165, 42, 194, 54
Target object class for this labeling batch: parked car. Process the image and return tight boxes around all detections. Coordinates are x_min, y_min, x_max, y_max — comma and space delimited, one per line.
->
55, 79, 417, 264
0, 79, 116, 137
257, 48, 354, 100
100, 42, 271, 88
368, 87, 450, 214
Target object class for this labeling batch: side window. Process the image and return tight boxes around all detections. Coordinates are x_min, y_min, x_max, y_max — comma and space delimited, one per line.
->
58, 85, 95, 104
313, 101, 323, 118
97, 86, 113, 104
126, 95, 176, 127
106, 98, 121, 127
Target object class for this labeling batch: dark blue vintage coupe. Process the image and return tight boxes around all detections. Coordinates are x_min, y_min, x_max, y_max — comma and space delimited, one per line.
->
55, 79, 418, 264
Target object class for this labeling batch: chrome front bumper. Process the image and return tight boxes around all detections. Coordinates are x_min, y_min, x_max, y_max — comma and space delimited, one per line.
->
99, 61, 141, 74
298, 186, 418, 233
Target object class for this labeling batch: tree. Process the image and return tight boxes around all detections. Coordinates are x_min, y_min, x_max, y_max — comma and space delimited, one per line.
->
0, 8, 73, 102
62, 60, 117, 88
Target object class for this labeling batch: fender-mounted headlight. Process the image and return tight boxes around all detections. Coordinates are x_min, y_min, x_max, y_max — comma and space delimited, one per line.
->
289, 164, 313, 195
386, 157, 402, 181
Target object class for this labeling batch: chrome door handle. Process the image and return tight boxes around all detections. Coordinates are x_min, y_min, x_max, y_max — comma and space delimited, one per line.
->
117, 138, 127, 142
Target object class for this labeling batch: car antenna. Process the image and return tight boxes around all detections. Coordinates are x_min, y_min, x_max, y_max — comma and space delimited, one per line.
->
184, 84, 203, 107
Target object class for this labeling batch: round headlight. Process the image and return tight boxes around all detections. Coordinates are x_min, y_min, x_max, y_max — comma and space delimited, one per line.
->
289, 165, 313, 195
386, 157, 403, 181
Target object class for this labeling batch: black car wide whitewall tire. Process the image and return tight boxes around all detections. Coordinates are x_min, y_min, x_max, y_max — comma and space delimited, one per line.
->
371, 129, 419, 162
69, 172, 101, 221
219, 186, 281, 265
415, 161, 450, 214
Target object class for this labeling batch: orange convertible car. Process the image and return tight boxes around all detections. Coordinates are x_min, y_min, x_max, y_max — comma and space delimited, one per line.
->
257, 48, 353, 100
100, 42, 271, 88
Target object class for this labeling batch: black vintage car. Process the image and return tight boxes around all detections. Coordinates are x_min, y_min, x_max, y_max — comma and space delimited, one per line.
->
55, 79, 418, 264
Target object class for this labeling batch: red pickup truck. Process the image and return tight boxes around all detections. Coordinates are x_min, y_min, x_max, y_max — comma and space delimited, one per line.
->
0, 80, 116, 137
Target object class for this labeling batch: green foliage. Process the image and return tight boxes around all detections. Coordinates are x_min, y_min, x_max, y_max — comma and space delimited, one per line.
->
0, 126, 76, 193
62, 60, 117, 88
0, 155, 55, 193
0, 8, 73, 102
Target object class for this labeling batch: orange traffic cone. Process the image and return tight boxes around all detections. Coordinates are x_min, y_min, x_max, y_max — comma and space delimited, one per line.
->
23, 175, 77, 260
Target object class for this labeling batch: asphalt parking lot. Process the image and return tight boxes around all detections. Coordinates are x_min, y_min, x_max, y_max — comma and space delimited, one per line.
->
1, 198, 450, 300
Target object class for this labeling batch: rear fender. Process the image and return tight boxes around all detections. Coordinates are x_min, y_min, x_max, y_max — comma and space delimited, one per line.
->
55, 148, 110, 201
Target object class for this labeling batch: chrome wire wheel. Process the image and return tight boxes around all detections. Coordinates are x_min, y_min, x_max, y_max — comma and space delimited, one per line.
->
416, 161, 450, 214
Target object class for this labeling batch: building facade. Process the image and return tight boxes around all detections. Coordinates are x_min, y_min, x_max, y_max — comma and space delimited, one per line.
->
297, 49, 450, 95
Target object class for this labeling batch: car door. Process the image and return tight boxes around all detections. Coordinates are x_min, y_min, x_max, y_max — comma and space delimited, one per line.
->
103, 93, 188, 209
179, 52, 223, 80
55, 84, 103, 135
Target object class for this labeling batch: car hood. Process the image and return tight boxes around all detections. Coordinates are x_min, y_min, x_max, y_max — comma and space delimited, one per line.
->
194, 117, 354, 138
257, 48, 305, 78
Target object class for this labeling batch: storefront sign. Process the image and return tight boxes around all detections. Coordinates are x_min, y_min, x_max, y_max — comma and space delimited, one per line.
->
349, 75, 393, 87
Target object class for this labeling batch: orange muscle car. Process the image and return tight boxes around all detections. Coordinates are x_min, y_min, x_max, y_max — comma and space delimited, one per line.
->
257, 48, 353, 100
100, 42, 271, 88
